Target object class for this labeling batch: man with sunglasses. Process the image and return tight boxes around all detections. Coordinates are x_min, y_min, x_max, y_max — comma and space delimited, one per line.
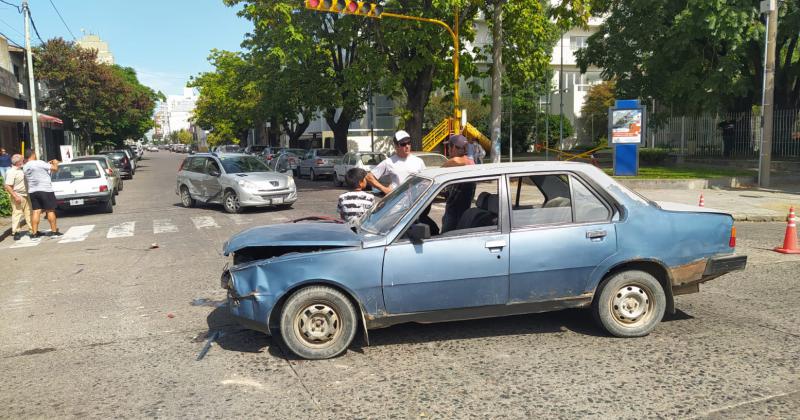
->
366, 130, 426, 195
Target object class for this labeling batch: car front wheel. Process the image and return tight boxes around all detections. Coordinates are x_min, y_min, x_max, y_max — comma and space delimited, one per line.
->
223, 190, 241, 214
593, 270, 666, 337
279, 286, 358, 360
180, 186, 195, 208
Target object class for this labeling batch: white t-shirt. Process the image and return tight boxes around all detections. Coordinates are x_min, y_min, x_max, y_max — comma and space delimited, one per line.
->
23, 160, 53, 193
370, 154, 426, 190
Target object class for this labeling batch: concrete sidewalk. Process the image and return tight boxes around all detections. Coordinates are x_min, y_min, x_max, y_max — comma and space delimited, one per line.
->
635, 186, 799, 221
0, 216, 10, 241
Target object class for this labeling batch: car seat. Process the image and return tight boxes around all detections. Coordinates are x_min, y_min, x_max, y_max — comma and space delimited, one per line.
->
543, 196, 571, 208
455, 192, 498, 230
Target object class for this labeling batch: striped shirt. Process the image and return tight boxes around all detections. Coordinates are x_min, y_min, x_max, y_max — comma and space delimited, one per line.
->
337, 191, 376, 223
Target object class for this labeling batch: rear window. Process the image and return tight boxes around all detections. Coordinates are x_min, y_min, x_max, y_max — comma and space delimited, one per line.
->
360, 153, 386, 165
73, 158, 108, 169
317, 149, 341, 157
52, 163, 102, 181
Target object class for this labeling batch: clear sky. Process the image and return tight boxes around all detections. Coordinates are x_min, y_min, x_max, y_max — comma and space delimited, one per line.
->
0, 0, 252, 96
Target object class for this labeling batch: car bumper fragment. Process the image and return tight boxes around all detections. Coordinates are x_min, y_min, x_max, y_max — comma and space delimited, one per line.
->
703, 254, 747, 276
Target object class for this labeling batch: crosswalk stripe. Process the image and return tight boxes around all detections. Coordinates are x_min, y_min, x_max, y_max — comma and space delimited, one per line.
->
107, 221, 136, 239
10, 236, 41, 248
59, 225, 95, 243
191, 216, 219, 229
153, 219, 179, 234
226, 214, 248, 225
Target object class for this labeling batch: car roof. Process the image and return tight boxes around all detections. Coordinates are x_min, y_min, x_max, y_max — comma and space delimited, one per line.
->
59, 160, 102, 166
418, 161, 605, 182
73, 155, 108, 160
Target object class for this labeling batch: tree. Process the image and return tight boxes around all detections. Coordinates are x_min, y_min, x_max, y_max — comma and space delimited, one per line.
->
226, 0, 386, 152
34, 38, 160, 148
189, 50, 257, 146
579, 80, 615, 145
175, 129, 193, 145
577, 0, 800, 113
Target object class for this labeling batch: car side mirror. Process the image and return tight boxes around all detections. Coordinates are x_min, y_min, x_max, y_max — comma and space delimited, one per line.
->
406, 223, 431, 244
209, 170, 221, 177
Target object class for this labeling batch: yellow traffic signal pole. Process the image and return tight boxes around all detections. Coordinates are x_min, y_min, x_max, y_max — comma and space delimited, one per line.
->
381, 9, 461, 132
303, 2, 462, 133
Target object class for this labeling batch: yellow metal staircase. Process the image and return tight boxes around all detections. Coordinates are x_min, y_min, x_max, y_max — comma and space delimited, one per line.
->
421, 118, 492, 153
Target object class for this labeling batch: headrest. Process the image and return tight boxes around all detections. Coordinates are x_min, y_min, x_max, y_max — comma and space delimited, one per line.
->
476, 191, 490, 209
84, 169, 98, 177
484, 194, 499, 214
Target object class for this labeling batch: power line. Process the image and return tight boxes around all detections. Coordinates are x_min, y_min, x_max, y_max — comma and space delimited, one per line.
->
27, 7, 44, 43
0, 29, 23, 48
48, 0, 76, 40
0, 16, 23, 37
0, 0, 21, 13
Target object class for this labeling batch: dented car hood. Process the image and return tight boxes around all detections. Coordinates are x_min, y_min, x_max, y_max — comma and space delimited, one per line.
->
223, 222, 362, 256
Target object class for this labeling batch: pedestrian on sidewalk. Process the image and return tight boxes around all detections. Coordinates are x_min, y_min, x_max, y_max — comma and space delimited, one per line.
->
22, 150, 62, 238
0, 148, 11, 179
3, 154, 32, 240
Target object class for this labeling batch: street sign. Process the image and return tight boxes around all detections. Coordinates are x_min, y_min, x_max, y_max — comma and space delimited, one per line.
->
60, 145, 74, 163
609, 99, 646, 176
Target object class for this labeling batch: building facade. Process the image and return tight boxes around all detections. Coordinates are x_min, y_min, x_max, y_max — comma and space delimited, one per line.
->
76, 34, 115, 65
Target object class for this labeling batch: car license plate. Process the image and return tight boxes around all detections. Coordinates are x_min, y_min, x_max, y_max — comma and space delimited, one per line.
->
69, 199, 84, 206
272, 197, 284, 204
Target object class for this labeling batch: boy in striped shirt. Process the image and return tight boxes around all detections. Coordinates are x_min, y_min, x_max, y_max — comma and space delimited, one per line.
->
337, 168, 376, 223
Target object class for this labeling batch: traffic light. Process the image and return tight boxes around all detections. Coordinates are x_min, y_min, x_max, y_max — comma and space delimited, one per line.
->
304, 1, 383, 18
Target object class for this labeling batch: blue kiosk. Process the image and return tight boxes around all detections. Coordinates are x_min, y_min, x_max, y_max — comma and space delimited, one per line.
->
609, 100, 646, 176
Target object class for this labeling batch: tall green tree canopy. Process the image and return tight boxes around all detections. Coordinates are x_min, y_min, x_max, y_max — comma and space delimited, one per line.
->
34, 38, 160, 146
577, 0, 800, 113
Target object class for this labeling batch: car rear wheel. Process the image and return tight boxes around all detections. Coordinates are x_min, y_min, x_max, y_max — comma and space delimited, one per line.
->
310, 169, 317, 181
223, 190, 241, 214
180, 186, 195, 208
103, 198, 114, 213
279, 286, 358, 360
333, 172, 342, 187
593, 270, 666, 337
118, 180, 124, 192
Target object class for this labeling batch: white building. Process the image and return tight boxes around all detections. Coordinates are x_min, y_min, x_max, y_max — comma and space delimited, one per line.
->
76, 34, 115, 65
163, 88, 198, 134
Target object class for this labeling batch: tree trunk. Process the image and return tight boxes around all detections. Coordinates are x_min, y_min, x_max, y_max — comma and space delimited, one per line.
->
489, 1, 505, 163
403, 66, 436, 151
325, 108, 352, 153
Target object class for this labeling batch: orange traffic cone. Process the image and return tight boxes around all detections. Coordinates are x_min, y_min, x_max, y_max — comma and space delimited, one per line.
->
698, 194, 705, 207
774, 207, 800, 254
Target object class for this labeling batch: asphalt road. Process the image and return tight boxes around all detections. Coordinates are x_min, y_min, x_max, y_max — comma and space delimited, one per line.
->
1, 152, 798, 419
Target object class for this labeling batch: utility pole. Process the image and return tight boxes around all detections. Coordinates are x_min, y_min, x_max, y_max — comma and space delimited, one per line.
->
22, 0, 41, 158
509, 85, 513, 163
759, 0, 778, 187
559, 31, 564, 150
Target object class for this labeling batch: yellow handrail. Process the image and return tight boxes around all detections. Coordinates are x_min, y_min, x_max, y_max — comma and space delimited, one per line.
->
422, 118, 451, 152
462, 123, 491, 152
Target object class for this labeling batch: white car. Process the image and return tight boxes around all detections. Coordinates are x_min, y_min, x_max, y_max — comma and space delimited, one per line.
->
51, 161, 116, 213
332, 151, 387, 186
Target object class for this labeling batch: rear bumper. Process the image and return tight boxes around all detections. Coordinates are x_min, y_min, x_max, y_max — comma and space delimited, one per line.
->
55, 192, 113, 207
704, 254, 747, 276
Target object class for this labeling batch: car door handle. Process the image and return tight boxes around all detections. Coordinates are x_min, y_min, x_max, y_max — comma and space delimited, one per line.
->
586, 230, 607, 240
485, 240, 507, 251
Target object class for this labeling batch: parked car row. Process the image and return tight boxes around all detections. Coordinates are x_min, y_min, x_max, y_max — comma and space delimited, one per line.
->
49, 145, 146, 214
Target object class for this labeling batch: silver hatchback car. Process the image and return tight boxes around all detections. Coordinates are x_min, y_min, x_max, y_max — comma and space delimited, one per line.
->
176, 153, 297, 213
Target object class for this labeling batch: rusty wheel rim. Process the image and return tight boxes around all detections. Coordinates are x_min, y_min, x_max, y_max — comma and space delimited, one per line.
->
294, 303, 341, 348
610, 283, 654, 327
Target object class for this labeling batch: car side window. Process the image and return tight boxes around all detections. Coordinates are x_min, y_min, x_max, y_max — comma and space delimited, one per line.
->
203, 158, 221, 175
571, 177, 611, 223
509, 174, 573, 227
186, 157, 205, 173
412, 178, 500, 239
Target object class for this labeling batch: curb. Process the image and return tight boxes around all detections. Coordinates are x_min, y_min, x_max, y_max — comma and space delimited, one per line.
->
733, 214, 787, 222
618, 176, 757, 190
0, 226, 9, 242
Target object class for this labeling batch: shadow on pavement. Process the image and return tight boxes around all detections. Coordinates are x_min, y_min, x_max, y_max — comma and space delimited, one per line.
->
205, 305, 273, 354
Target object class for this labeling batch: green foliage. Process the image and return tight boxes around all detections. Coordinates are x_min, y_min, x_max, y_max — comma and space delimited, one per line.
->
425, 95, 490, 135
34, 38, 160, 147
0, 176, 10, 217
578, 1, 800, 112
533, 113, 574, 149
579, 80, 615, 145
639, 148, 670, 166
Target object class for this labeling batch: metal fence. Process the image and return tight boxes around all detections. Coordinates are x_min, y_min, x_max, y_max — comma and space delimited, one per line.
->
647, 109, 800, 159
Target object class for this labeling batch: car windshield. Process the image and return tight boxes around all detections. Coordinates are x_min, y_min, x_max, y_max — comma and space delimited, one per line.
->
418, 154, 447, 167
52, 163, 101, 181
360, 176, 432, 235
219, 156, 272, 173
361, 153, 386, 165
317, 149, 341, 157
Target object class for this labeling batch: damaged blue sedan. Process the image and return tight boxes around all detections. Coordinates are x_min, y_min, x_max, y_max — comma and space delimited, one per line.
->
221, 162, 746, 359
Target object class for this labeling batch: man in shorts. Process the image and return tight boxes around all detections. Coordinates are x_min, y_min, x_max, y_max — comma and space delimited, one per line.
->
22, 150, 62, 238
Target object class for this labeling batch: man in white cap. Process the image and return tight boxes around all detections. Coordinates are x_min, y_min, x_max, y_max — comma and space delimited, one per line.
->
366, 130, 426, 194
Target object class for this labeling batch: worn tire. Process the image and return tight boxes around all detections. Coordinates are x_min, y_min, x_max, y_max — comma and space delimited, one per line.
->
279, 286, 358, 360
593, 270, 666, 337
118, 180, 124, 192
223, 190, 241, 214
180, 186, 195, 208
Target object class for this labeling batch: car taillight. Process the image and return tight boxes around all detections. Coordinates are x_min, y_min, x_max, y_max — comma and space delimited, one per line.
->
106, 168, 113, 176
99, 185, 108, 192
315, 158, 324, 165
729, 226, 736, 248
267, 154, 273, 161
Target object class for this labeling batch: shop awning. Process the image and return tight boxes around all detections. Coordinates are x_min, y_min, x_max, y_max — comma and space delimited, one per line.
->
0, 105, 63, 125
